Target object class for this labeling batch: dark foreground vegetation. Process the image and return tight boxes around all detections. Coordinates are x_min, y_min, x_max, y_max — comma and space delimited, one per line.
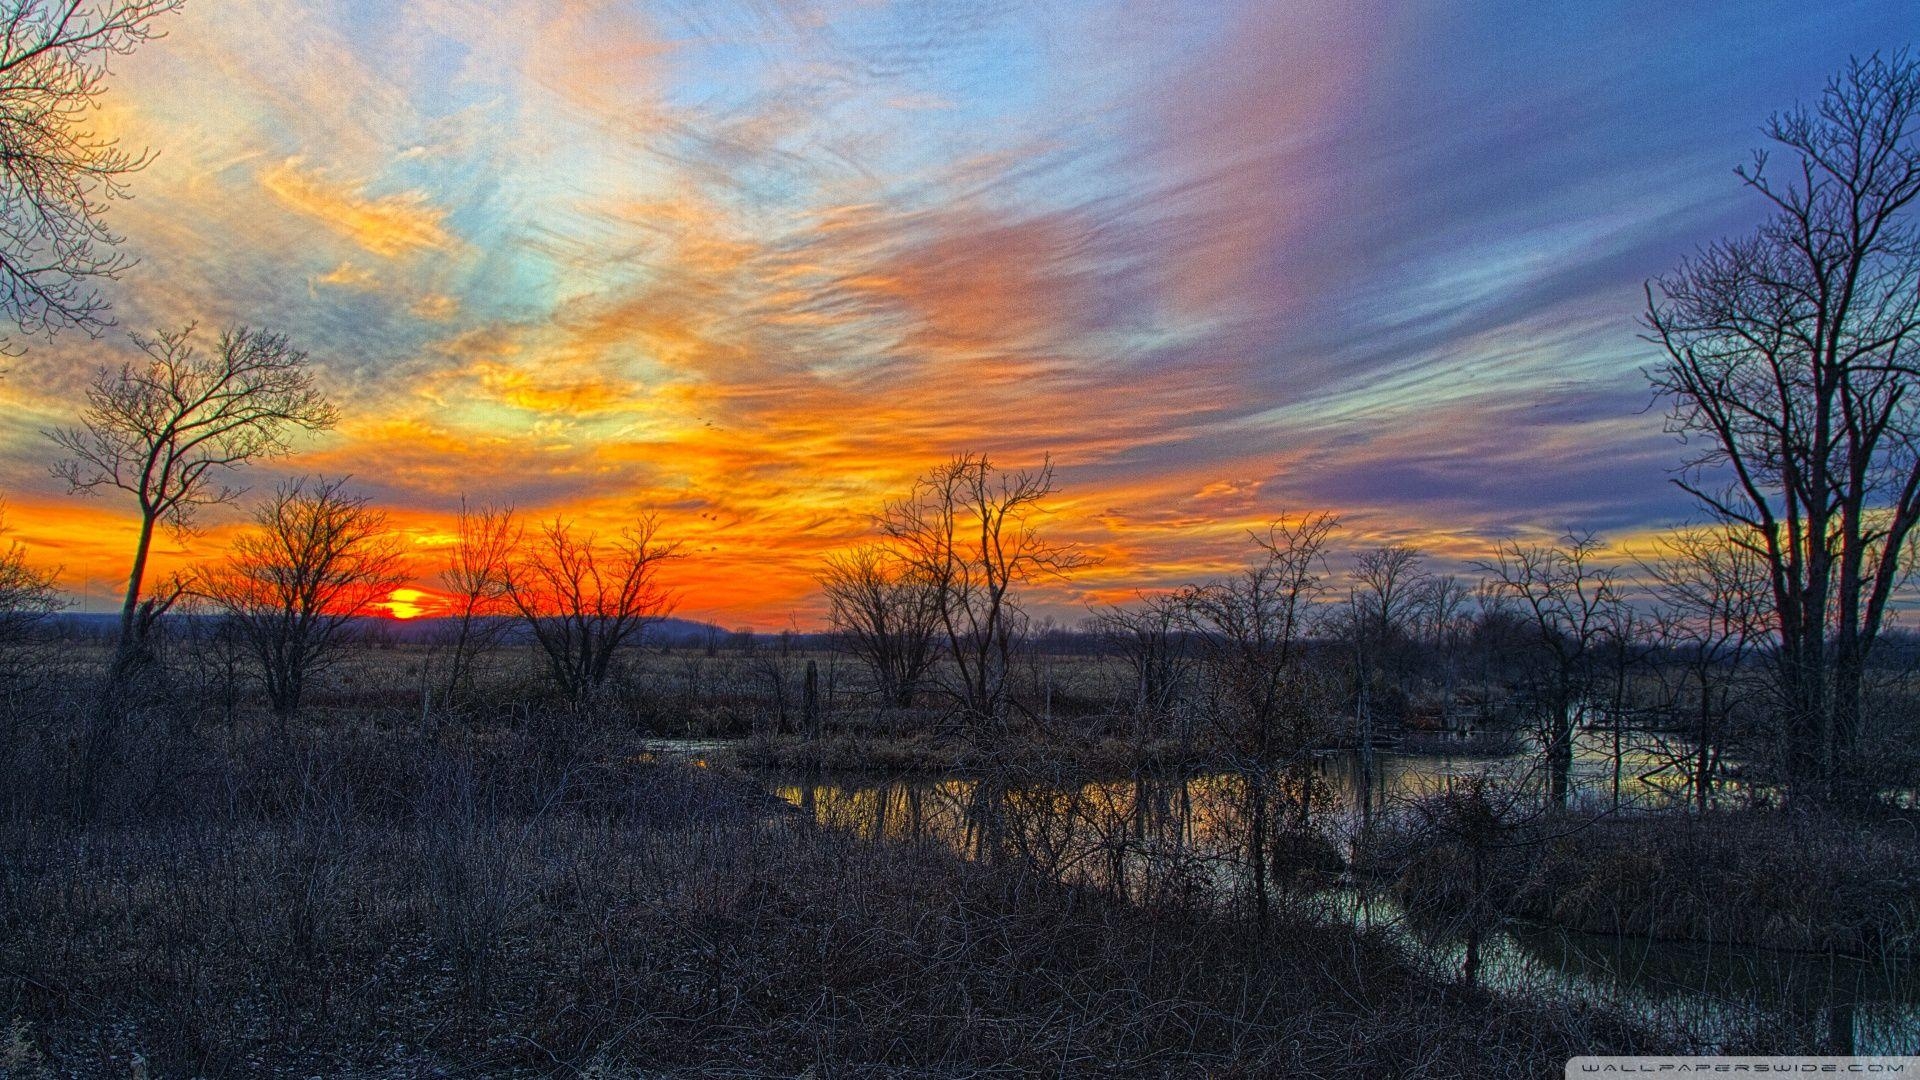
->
1377, 783, 1920, 978
6, 627, 1914, 1073
1512, 813, 1920, 955
0, 701, 1678, 1079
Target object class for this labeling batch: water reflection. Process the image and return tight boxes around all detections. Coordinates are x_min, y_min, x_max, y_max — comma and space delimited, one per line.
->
758, 749, 1918, 1054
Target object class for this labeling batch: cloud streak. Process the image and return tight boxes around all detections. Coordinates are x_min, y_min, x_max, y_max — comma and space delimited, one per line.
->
0, 0, 1910, 625
261, 158, 455, 258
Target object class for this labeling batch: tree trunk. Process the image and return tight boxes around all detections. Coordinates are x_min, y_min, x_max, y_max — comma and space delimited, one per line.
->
803, 659, 820, 739
1829, 646, 1864, 805
1547, 698, 1573, 809
1247, 774, 1269, 935
113, 511, 159, 678
1696, 685, 1715, 815
1784, 651, 1826, 808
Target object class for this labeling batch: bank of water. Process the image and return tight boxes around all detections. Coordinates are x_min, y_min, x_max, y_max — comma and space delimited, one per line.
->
756, 749, 1912, 1053
646, 738, 1919, 1052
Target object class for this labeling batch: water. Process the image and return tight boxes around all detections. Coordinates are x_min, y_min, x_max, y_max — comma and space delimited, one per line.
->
649, 738, 1920, 1052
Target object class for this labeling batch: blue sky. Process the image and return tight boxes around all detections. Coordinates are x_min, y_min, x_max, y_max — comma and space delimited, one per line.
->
1, 0, 1911, 622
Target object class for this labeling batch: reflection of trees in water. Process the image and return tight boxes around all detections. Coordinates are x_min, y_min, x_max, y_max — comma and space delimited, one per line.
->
770, 762, 1918, 1053
776, 767, 1341, 912
773, 746, 1746, 890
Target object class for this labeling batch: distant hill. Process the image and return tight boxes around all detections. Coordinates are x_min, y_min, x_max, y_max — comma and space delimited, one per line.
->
47, 611, 736, 646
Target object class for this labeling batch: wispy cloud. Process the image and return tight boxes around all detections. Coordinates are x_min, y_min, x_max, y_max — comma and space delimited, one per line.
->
261, 159, 455, 258
0, 0, 1909, 624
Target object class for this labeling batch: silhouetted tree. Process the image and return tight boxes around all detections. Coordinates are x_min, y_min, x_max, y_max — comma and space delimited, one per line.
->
881, 453, 1090, 733
1341, 545, 1435, 821
1646, 51, 1920, 804
197, 477, 408, 719
432, 499, 520, 716
47, 325, 336, 675
819, 543, 940, 710
1410, 572, 1475, 723
0, 502, 61, 645
1595, 603, 1653, 812
1182, 514, 1340, 931
1640, 527, 1770, 811
1090, 592, 1196, 750
505, 515, 681, 704
0, 0, 180, 341
1344, 545, 1433, 725
1481, 532, 1622, 809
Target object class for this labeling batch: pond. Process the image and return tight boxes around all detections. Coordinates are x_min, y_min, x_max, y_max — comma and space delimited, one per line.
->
654, 738, 1920, 1053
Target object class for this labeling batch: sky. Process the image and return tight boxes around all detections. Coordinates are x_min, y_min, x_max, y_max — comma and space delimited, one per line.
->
0, 0, 1912, 627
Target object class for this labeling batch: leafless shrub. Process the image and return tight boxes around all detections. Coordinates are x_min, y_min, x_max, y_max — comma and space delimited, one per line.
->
1380, 767, 1559, 989
197, 477, 409, 719
505, 513, 682, 705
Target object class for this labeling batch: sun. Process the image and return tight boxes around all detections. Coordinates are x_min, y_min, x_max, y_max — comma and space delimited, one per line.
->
381, 588, 434, 620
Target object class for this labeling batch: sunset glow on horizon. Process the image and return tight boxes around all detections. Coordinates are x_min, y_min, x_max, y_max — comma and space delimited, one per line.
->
0, 0, 1910, 628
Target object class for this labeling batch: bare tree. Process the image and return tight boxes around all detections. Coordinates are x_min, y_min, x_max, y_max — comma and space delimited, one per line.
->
1344, 546, 1433, 724
1595, 603, 1653, 812
1411, 572, 1475, 725
0, 502, 61, 645
431, 500, 520, 716
0, 0, 180, 340
1089, 591, 1196, 750
1640, 528, 1770, 811
505, 515, 681, 704
1341, 545, 1435, 822
47, 325, 337, 673
1481, 531, 1623, 809
1182, 514, 1340, 931
819, 543, 940, 711
1645, 51, 1920, 804
1185, 516, 1341, 768
1348, 546, 1428, 645
197, 477, 409, 719
881, 453, 1091, 733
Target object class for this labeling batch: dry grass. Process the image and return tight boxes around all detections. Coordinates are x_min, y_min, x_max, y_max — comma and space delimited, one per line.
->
1514, 812, 1920, 955
0, 712, 1672, 1078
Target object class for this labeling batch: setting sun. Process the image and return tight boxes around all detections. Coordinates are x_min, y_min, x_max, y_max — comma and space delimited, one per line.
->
380, 588, 437, 621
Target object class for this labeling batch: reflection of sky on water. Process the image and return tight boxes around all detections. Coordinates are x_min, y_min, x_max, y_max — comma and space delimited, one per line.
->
762, 750, 1917, 1053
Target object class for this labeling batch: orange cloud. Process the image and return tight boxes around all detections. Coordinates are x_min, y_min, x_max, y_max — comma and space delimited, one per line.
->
312, 261, 380, 290
260, 157, 453, 257
0, 0, 1713, 633
411, 293, 459, 320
